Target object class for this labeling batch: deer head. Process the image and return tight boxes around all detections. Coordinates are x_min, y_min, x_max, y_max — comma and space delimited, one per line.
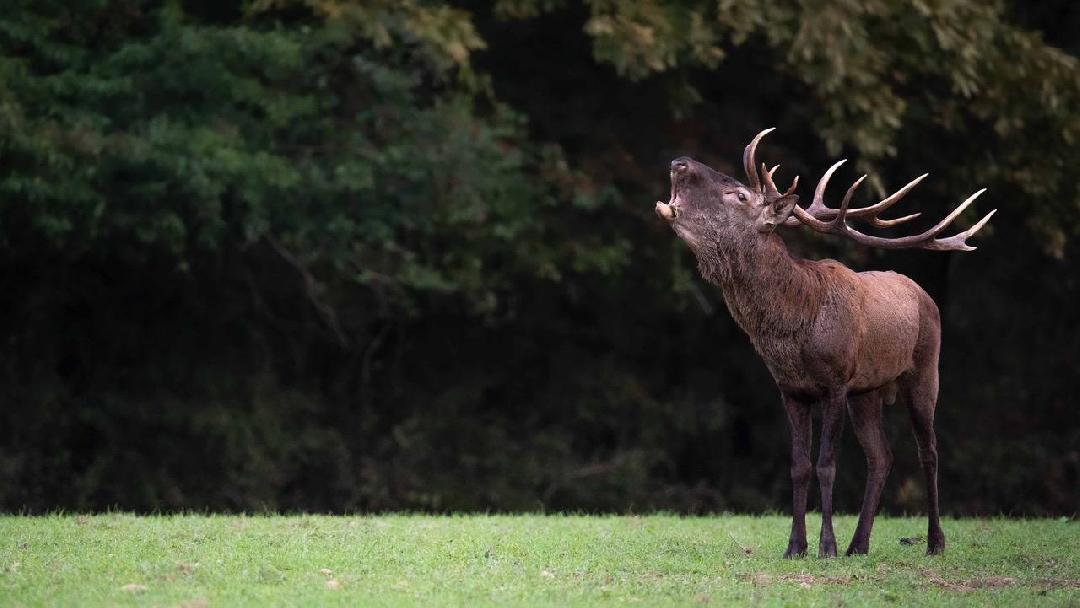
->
656, 128, 995, 252
654, 142, 800, 254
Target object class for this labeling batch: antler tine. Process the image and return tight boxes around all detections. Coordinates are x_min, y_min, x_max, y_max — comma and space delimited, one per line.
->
784, 175, 799, 196
924, 207, 997, 251
918, 188, 986, 238
761, 163, 782, 199
831, 175, 867, 228
782, 159, 846, 226
744, 128, 775, 193
810, 159, 848, 215
869, 212, 922, 228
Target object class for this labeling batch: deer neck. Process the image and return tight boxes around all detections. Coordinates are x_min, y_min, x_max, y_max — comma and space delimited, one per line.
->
698, 232, 822, 343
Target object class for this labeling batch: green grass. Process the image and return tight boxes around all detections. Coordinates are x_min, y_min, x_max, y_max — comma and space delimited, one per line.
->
0, 514, 1076, 607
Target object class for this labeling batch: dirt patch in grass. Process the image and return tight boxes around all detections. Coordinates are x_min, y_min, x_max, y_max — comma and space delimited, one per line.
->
742, 572, 855, 587
120, 584, 148, 593
922, 569, 1080, 593
1035, 578, 1080, 590
923, 570, 1016, 592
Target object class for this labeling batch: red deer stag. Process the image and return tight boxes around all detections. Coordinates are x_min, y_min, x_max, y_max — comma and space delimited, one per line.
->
655, 129, 994, 558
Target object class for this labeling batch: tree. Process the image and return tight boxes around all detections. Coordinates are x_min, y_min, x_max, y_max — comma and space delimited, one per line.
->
0, 0, 1075, 514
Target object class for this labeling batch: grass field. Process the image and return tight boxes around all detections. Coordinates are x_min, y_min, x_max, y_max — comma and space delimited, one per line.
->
0, 514, 1076, 606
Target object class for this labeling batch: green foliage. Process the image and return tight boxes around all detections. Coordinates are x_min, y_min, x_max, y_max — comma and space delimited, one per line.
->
252, 0, 487, 75
503, 0, 1079, 255
0, 0, 626, 309
0, 1, 1075, 515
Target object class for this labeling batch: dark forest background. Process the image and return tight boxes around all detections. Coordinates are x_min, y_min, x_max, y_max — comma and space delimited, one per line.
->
1, 0, 1077, 515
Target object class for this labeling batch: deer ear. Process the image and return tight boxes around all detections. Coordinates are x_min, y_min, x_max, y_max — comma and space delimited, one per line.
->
757, 194, 799, 233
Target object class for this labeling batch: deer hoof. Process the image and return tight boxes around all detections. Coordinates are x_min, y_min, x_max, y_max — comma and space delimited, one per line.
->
845, 543, 869, 556
927, 531, 945, 555
783, 542, 807, 559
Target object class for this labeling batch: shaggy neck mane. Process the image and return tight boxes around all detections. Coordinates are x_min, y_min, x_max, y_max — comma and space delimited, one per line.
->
696, 232, 823, 343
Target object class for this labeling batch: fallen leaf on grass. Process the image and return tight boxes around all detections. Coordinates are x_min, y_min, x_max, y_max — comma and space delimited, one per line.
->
540, 569, 555, 579
319, 568, 333, 576
120, 584, 148, 593
727, 534, 754, 557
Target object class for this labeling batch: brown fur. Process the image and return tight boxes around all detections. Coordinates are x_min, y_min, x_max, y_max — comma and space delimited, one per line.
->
658, 156, 946, 557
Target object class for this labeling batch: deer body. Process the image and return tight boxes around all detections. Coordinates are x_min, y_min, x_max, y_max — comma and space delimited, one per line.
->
656, 130, 992, 557
701, 233, 929, 400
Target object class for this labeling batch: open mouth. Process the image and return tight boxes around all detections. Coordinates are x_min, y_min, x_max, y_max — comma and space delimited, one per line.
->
655, 175, 680, 220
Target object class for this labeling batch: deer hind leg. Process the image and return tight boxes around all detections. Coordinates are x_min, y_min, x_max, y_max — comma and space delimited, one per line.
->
782, 394, 812, 559
845, 390, 892, 555
902, 356, 945, 555
816, 391, 846, 558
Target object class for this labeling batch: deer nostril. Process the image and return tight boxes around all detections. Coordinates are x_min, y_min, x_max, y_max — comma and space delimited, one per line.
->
671, 159, 690, 173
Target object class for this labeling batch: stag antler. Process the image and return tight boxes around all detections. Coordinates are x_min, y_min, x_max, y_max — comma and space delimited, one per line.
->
744, 128, 996, 251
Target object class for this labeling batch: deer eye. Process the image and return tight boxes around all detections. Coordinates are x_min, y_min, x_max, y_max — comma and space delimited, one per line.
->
737, 192, 748, 202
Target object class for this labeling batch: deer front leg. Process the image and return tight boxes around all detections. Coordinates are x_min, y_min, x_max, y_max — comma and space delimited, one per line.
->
816, 392, 847, 558
782, 394, 812, 559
